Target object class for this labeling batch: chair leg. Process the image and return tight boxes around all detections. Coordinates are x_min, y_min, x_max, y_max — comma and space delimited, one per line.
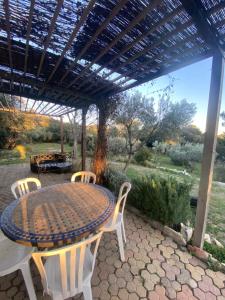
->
20, 262, 37, 300
83, 283, 93, 300
116, 226, 125, 262
121, 220, 127, 243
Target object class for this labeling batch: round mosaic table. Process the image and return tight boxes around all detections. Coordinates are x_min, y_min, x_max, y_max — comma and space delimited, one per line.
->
0, 182, 115, 248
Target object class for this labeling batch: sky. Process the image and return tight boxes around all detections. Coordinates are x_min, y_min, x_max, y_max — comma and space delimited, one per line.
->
131, 57, 225, 134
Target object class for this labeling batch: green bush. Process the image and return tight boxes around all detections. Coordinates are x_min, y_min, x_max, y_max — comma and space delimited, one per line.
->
104, 166, 130, 195
86, 135, 96, 155
134, 146, 152, 165
204, 241, 225, 263
108, 137, 127, 156
213, 164, 225, 182
128, 175, 192, 226
168, 143, 203, 166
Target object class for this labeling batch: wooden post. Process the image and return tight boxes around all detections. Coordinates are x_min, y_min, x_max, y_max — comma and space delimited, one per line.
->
81, 107, 87, 171
193, 51, 224, 248
60, 116, 64, 153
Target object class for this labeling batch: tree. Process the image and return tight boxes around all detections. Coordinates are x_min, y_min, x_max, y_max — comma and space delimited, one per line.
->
115, 91, 196, 170
142, 97, 196, 146
115, 92, 148, 170
180, 125, 203, 144
0, 94, 50, 149
216, 112, 225, 161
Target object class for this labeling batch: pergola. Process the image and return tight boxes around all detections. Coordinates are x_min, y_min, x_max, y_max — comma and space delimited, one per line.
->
0, 0, 224, 249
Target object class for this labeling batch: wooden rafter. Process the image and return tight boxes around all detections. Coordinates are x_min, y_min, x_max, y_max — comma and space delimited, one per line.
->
115, 50, 213, 95
42, 0, 96, 88
37, 0, 64, 77
59, 0, 129, 83
24, 0, 35, 75
90, 20, 194, 96
180, 0, 225, 56
79, 6, 183, 93
3, 0, 13, 73
66, 0, 161, 89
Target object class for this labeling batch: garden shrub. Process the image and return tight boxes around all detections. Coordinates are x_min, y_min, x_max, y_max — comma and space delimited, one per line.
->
204, 241, 225, 263
86, 135, 96, 155
168, 143, 203, 166
152, 141, 170, 154
128, 175, 192, 226
213, 164, 225, 183
108, 137, 127, 156
134, 146, 152, 165
104, 166, 130, 195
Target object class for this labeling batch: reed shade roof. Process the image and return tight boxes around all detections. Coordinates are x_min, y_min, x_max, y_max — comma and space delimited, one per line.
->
0, 0, 224, 112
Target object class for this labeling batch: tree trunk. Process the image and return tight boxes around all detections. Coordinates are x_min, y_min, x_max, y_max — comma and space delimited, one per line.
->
93, 106, 108, 184
81, 107, 87, 171
124, 126, 132, 171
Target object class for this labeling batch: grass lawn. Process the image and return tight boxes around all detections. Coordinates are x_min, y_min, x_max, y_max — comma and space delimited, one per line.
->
0, 143, 73, 165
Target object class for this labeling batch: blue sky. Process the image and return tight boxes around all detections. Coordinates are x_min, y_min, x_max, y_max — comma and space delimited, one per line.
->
132, 57, 225, 134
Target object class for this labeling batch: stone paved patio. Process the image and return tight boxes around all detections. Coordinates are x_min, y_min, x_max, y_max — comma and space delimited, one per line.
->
0, 163, 224, 299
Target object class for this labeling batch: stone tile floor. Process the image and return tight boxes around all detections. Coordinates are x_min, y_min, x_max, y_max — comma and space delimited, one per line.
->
0, 163, 224, 299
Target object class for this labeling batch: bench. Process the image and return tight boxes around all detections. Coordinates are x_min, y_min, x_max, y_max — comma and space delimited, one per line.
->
30, 153, 72, 176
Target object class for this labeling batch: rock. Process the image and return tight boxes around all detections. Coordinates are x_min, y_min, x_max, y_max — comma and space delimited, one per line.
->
204, 233, 211, 243
180, 224, 193, 242
187, 245, 209, 262
163, 226, 186, 246
211, 237, 224, 248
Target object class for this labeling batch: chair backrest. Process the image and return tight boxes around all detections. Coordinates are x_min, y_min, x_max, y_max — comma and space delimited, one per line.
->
111, 182, 131, 227
11, 177, 41, 199
32, 232, 102, 299
71, 171, 96, 184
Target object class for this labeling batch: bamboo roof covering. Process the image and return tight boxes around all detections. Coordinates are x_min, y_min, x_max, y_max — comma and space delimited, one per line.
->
0, 0, 224, 115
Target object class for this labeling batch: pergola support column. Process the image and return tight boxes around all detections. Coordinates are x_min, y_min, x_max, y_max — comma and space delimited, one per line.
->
60, 115, 64, 153
93, 105, 108, 184
81, 107, 88, 171
193, 51, 224, 248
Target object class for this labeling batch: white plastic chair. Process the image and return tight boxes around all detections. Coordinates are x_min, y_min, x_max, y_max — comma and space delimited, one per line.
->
11, 177, 41, 199
32, 232, 103, 300
71, 171, 96, 184
0, 231, 36, 300
101, 182, 131, 262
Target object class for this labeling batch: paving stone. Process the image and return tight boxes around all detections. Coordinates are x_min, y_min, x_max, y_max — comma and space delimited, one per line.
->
109, 284, 119, 296
118, 288, 129, 300
177, 269, 191, 284
186, 264, 205, 281
0, 165, 224, 300
128, 293, 139, 300
198, 275, 221, 296
175, 249, 192, 263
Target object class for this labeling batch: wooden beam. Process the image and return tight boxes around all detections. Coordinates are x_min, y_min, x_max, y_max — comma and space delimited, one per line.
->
37, 0, 63, 77
91, 21, 195, 95
66, 0, 161, 89
79, 6, 183, 93
180, 0, 224, 57
0, 69, 92, 102
60, 116, 64, 153
193, 51, 224, 248
111, 51, 213, 95
60, 0, 129, 83
81, 107, 88, 170
23, 0, 35, 75
44, 0, 96, 85
3, 0, 13, 72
